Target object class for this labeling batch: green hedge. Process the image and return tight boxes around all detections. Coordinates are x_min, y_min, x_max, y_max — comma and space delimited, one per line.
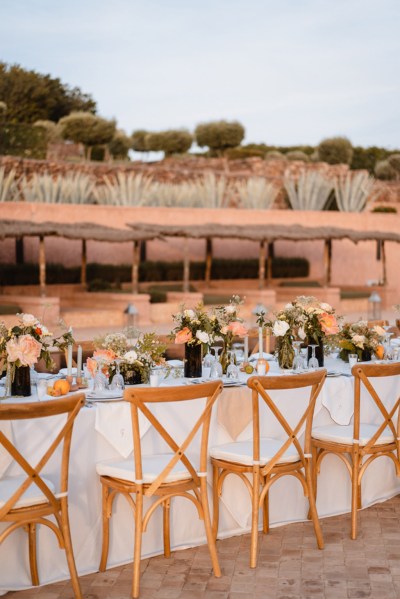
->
0, 257, 309, 287
0, 122, 48, 159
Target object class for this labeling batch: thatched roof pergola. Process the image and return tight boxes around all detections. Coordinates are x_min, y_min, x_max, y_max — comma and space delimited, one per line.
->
128, 222, 400, 289
0, 219, 161, 295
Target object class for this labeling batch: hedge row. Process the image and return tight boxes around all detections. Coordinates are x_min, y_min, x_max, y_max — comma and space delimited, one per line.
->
0, 257, 309, 287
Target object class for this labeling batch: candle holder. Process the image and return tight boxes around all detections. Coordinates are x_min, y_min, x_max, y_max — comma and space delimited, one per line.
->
76, 376, 88, 389
66, 375, 79, 392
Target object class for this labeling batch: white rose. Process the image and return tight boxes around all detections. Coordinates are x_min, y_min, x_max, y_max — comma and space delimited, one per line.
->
273, 320, 290, 337
373, 325, 386, 337
184, 309, 195, 319
352, 334, 365, 349
123, 350, 138, 363
298, 327, 306, 340
196, 330, 210, 344
285, 303, 293, 310
320, 303, 332, 312
20, 313, 37, 327
225, 305, 236, 314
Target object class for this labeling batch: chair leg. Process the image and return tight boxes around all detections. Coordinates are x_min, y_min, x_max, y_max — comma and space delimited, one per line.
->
351, 453, 360, 540
99, 482, 111, 572
262, 476, 269, 534
250, 466, 260, 568
307, 445, 319, 520
28, 523, 39, 586
304, 461, 324, 550
212, 463, 220, 541
132, 489, 143, 599
200, 477, 221, 577
163, 498, 171, 558
60, 499, 83, 599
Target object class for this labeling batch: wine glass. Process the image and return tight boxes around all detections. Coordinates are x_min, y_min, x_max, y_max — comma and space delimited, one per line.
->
110, 358, 125, 392
308, 345, 319, 370
292, 341, 303, 372
210, 346, 223, 379
226, 351, 239, 380
384, 332, 394, 360
93, 357, 108, 392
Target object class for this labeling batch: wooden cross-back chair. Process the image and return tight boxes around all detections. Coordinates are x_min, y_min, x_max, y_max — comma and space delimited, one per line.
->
97, 380, 223, 599
311, 362, 400, 539
210, 370, 326, 568
0, 394, 85, 598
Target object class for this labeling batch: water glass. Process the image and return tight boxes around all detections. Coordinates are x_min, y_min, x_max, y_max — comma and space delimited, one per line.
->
348, 354, 358, 368
150, 371, 160, 387
37, 379, 48, 401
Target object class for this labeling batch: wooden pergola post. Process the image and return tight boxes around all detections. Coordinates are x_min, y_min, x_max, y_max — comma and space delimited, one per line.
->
183, 238, 190, 293
205, 237, 213, 287
258, 240, 266, 290
39, 235, 46, 297
381, 240, 387, 286
323, 239, 332, 285
81, 239, 87, 290
131, 240, 140, 294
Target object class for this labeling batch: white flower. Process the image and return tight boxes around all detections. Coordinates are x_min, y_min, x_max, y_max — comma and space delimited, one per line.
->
320, 302, 332, 312
123, 350, 138, 363
196, 330, 210, 344
225, 305, 236, 314
184, 309, 195, 319
19, 313, 37, 327
352, 334, 366, 349
40, 325, 51, 337
285, 303, 293, 310
298, 327, 306, 340
273, 320, 290, 337
373, 325, 386, 337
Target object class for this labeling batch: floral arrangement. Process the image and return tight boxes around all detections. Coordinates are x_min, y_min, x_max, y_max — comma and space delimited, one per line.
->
89, 328, 167, 384
338, 321, 386, 362
0, 313, 75, 379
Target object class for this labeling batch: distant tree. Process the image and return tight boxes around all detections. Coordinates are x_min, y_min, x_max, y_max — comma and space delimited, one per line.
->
286, 150, 310, 162
374, 160, 397, 180
33, 119, 62, 143
195, 120, 245, 155
387, 154, 400, 174
317, 136, 353, 165
144, 132, 164, 153
131, 129, 148, 152
0, 62, 96, 124
59, 112, 116, 160
109, 130, 131, 160
159, 129, 193, 156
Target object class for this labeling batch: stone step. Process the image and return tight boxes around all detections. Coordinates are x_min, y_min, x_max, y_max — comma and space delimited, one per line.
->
60, 308, 124, 328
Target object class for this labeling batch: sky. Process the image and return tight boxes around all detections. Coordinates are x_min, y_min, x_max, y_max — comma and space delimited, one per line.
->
1, 0, 399, 149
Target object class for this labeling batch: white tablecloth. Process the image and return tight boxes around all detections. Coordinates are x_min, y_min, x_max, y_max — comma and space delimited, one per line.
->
1, 361, 400, 592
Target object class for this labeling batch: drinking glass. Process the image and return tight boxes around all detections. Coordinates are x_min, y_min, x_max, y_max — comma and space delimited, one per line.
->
308, 345, 319, 370
348, 353, 358, 368
210, 346, 223, 379
110, 359, 125, 391
300, 347, 308, 370
226, 351, 239, 380
384, 333, 394, 360
93, 357, 108, 392
202, 348, 214, 378
292, 341, 303, 372
37, 379, 48, 401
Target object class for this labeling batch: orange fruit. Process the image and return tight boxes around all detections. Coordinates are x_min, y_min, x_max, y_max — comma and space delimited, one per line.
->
375, 345, 384, 360
54, 379, 71, 395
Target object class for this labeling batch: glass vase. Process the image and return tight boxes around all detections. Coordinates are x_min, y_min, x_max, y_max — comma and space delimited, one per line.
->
277, 336, 294, 369
11, 365, 31, 397
184, 343, 202, 378
307, 337, 324, 367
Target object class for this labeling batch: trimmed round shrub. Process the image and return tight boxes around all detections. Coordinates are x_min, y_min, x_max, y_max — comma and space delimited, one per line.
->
388, 154, 400, 173
374, 160, 397, 180
317, 136, 353, 165
286, 150, 310, 162
158, 129, 193, 156
265, 150, 286, 160
131, 130, 148, 152
109, 130, 131, 159
195, 120, 245, 155
371, 205, 397, 213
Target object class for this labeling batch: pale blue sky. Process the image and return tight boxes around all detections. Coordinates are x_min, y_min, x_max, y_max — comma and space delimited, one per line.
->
1, 0, 399, 148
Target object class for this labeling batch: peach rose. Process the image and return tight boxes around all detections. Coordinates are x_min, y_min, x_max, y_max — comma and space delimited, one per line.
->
93, 349, 116, 363
6, 334, 42, 366
86, 357, 98, 377
319, 313, 339, 335
227, 321, 248, 336
175, 327, 193, 344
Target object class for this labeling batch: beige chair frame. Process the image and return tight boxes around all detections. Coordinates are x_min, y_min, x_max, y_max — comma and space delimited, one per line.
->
212, 370, 326, 568
0, 394, 85, 598
98, 380, 223, 598
311, 362, 400, 539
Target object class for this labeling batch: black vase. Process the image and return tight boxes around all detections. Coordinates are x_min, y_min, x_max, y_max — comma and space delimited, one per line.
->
11, 365, 31, 397
123, 368, 145, 385
184, 343, 202, 378
361, 349, 372, 362
307, 337, 324, 367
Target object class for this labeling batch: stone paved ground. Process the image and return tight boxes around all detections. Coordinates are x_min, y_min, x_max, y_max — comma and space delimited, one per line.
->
5, 495, 400, 599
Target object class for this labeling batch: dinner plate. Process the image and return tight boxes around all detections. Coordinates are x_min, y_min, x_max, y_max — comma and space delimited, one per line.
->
86, 390, 123, 401
326, 372, 342, 377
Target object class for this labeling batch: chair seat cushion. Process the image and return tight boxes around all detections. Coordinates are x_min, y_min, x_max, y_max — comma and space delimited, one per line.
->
312, 423, 395, 446
210, 439, 300, 466
0, 475, 55, 509
96, 453, 198, 484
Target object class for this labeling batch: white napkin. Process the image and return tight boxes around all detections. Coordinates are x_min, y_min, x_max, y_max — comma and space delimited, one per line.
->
322, 376, 354, 425
0, 422, 14, 477
95, 402, 151, 458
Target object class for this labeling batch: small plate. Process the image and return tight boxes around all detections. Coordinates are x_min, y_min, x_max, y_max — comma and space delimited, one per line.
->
59, 367, 78, 376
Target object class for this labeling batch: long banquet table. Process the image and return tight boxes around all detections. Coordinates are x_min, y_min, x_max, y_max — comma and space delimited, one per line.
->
1, 359, 400, 593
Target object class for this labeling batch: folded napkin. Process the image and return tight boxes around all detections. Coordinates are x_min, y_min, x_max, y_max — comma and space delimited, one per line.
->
95, 402, 151, 457
217, 387, 252, 440
322, 376, 354, 425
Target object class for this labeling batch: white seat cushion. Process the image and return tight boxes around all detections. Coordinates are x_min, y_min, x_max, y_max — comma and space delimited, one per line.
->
0, 475, 55, 509
312, 423, 395, 446
210, 439, 300, 466
96, 453, 198, 484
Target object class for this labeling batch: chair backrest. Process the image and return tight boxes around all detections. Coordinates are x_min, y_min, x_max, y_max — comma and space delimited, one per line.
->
247, 371, 326, 475
352, 362, 400, 451
0, 394, 85, 520
367, 320, 389, 328
124, 381, 222, 496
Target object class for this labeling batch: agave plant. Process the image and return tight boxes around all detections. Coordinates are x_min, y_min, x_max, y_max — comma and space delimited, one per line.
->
94, 172, 153, 206
0, 167, 20, 202
200, 172, 229, 208
334, 172, 377, 212
143, 173, 229, 208
283, 169, 333, 211
20, 172, 96, 204
235, 177, 279, 209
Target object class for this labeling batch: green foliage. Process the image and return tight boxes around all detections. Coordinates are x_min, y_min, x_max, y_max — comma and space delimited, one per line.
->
351, 146, 392, 173
109, 130, 131, 160
33, 119, 62, 143
195, 120, 245, 155
0, 62, 96, 124
317, 136, 353, 165
59, 112, 115, 147
144, 131, 164, 152
371, 205, 397, 213
388, 154, 400, 173
0, 122, 48, 158
131, 130, 148, 152
225, 146, 265, 160
265, 150, 286, 160
159, 129, 193, 156
286, 150, 310, 162
374, 160, 397, 180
